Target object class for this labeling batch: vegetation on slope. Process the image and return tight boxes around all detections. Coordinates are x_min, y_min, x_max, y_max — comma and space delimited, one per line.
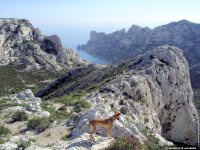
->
41, 92, 91, 122
0, 65, 66, 96
0, 125, 11, 144
193, 88, 200, 115
36, 59, 137, 100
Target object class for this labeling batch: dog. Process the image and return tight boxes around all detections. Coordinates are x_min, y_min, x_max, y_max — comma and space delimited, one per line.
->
89, 112, 121, 141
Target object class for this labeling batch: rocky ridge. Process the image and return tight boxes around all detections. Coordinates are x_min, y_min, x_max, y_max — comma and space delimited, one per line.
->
0, 18, 86, 71
70, 45, 198, 147
78, 20, 200, 88
34, 45, 199, 148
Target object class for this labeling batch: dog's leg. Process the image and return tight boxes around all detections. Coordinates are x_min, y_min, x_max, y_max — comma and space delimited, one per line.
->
93, 125, 96, 136
109, 128, 112, 137
89, 134, 94, 141
90, 124, 96, 141
108, 127, 112, 137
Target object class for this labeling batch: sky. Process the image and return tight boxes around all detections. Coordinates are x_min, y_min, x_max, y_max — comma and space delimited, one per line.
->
1, 0, 200, 48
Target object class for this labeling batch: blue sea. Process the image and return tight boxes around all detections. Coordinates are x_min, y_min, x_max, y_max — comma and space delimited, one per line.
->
77, 50, 108, 64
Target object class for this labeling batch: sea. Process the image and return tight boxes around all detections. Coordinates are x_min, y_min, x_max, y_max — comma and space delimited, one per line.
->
76, 50, 108, 64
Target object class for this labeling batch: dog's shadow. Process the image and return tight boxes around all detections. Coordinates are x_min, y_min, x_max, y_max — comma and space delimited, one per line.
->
65, 134, 112, 149
66, 139, 93, 149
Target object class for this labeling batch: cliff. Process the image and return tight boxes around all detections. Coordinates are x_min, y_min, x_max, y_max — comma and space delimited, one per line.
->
78, 20, 200, 88
0, 18, 86, 71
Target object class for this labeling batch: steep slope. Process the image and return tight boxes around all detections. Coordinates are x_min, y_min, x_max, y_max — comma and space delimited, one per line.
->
0, 18, 85, 70
37, 45, 199, 147
78, 20, 200, 88
0, 18, 86, 96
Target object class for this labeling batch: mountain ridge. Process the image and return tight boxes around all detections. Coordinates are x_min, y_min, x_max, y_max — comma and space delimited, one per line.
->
78, 19, 200, 88
37, 45, 199, 147
0, 18, 86, 96
0, 18, 86, 71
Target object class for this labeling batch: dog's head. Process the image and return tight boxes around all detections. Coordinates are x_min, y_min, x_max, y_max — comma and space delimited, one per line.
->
114, 111, 121, 120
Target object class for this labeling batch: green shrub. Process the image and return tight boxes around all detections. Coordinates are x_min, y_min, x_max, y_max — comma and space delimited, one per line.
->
0, 65, 63, 97
58, 105, 67, 111
107, 136, 140, 150
0, 125, 11, 144
44, 93, 91, 112
18, 140, 31, 150
27, 117, 51, 132
41, 102, 71, 122
107, 134, 166, 150
0, 125, 11, 137
0, 98, 18, 111
11, 110, 28, 122
141, 140, 166, 150
141, 128, 166, 150
41, 93, 91, 122
119, 99, 125, 105
144, 118, 149, 123
50, 110, 71, 123
0, 139, 5, 144
62, 133, 72, 141
73, 100, 90, 112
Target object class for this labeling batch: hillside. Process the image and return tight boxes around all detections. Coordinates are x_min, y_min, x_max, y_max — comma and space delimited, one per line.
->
34, 45, 199, 148
78, 20, 200, 88
0, 18, 86, 96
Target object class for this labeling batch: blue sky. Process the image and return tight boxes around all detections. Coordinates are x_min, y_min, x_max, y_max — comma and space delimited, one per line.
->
1, 0, 200, 48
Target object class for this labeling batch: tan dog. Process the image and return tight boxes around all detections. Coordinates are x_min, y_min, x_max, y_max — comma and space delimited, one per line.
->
89, 112, 121, 141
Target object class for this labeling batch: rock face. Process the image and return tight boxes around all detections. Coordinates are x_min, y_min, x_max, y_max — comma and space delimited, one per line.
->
63, 45, 198, 146
0, 18, 85, 71
78, 20, 200, 88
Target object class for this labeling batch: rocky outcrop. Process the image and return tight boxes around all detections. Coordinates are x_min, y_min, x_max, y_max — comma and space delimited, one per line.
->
65, 45, 198, 146
0, 18, 86, 71
10, 89, 50, 117
78, 20, 200, 88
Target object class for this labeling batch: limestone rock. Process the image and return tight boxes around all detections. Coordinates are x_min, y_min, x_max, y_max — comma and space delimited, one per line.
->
70, 45, 198, 146
0, 18, 86, 71
0, 141, 18, 150
16, 89, 35, 99
40, 111, 51, 117
9, 89, 49, 116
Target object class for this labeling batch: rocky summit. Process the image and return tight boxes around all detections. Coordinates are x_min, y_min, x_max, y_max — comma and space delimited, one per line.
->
78, 20, 200, 88
0, 18, 86, 71
28, 45, 198, 149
